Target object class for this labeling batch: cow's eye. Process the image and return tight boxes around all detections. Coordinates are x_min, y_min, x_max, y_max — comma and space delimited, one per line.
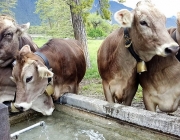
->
140, 21, 148, 26
26, 76, 33, 83
4, 32, 13, 38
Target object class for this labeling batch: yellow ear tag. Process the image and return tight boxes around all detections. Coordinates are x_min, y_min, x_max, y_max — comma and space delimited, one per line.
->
10, 102, 20, 113
45, 84, 54, 96
137, 61, 147, 74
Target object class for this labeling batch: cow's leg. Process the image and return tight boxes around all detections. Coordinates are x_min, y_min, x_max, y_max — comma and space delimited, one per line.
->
123, 85, 138, 106
143, 92, 156, 112
102, 80, 114, 103
68, 82, 78, 94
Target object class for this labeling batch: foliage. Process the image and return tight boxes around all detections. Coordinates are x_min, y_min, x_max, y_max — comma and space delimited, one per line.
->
35, 0, 73, 38
68, 0, 94, 23
86, 13, 116, 38
95, 0, 111, 20
28, 26, 46, 34
0, 0, 17, 16
87, 28, 105, 38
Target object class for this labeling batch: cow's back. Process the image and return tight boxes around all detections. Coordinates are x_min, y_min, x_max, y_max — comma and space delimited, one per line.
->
39, 38, 86, 84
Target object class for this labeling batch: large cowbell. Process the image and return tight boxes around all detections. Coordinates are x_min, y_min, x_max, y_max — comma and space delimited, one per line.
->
137, 61, 147, 73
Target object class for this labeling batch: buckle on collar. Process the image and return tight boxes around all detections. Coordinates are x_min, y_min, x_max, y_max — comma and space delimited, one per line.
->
124, 28, 132, 48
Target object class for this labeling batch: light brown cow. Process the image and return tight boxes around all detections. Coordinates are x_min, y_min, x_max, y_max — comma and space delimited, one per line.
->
138, 12, 180, 113
11, 38, 86, 113
168, 12, 180, 60
97, 0, 179, 105
139, 54, 180, 112
0, 15, 54, 115
0, 15, 38, 102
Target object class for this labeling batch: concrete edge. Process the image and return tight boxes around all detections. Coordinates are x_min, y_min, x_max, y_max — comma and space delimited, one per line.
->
58, 93, 180, 137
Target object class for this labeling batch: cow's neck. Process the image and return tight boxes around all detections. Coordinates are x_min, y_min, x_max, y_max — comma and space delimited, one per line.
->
123, 28, 147, 74
34, 52, 51, 69
34, 51, 52, 84
140, 55, 180, 88
18, 36, 37, 52
124, 28, 141, 61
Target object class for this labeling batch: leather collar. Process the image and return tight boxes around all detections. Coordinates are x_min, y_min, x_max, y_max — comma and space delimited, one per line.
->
124, 28, 142, 62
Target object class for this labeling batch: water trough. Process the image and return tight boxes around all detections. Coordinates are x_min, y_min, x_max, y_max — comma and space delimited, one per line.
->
9, 93, 180, 140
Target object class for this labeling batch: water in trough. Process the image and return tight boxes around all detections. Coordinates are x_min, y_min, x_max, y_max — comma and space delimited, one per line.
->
10, 105, 178, 140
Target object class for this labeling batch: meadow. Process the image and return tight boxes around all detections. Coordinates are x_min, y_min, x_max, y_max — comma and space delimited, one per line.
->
33, 38, 143, 102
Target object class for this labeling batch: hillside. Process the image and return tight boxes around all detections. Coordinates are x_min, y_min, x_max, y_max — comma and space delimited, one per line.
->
12, 0, 176, 28
13, 0, 41, 25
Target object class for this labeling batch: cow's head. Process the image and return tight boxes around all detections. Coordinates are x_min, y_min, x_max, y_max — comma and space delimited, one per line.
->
114, 0, 179, 61
11, 45, 54, 113
177, 12, 180, 32
0, 15, 31, 67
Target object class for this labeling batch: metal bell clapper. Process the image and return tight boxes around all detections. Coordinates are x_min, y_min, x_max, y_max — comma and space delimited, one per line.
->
137, 61, 147, 74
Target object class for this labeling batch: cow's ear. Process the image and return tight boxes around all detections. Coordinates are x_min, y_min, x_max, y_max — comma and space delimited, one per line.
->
20, 45, 32, 54
17, 22, 30, 35
177, 12, 180, 20
18, 22, 30, 33
37, 65, 54, 78
114, 9, 133, 28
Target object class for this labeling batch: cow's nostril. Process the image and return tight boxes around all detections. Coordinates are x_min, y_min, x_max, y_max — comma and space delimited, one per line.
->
20, 107, 24, 111
17, 106, 24, 112
165, 48, 172, 54
165, 46, 179, 55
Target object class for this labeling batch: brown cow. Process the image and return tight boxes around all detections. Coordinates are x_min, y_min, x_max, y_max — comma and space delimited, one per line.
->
139, 54, 180, 113
0, 15, 54, 115
0, 15, 37, 103
97, 0, 179, 105
138, 12, 180, 113
168, 12, 180, 60
11, 38, 86, 113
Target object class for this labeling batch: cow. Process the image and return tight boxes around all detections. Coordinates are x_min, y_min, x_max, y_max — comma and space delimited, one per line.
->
11, 38, 86, 113
97, 0, 179, 106
138, 12, 180, 113
0, 15, 54, 115
139, 54, 180, 112
168, 12, 180, 60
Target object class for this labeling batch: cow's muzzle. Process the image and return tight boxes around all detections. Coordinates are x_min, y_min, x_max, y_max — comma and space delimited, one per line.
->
165, 45, 179, 55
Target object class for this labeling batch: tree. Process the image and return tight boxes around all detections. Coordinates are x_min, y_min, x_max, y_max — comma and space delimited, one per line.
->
96, 0, 111, 20
68, 0, 94, 68
0, 0, 17, 16
35, 0, 73, 38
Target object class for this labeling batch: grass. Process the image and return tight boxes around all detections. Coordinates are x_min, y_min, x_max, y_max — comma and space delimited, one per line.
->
85, 40, 103, 79
33, 38, 49, 47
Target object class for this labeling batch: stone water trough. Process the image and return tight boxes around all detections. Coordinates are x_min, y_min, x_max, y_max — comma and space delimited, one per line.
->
1, 93, 180, 139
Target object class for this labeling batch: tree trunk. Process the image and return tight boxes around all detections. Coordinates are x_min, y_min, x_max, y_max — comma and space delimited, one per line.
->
70, 0, 91, 68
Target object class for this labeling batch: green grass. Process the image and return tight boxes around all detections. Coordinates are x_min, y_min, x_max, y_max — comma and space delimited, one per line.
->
33, 38, 49, 47
85, 40, 103, 79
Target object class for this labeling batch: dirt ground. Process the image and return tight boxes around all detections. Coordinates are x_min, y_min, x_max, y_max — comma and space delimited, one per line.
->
79, 79, 180, 118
